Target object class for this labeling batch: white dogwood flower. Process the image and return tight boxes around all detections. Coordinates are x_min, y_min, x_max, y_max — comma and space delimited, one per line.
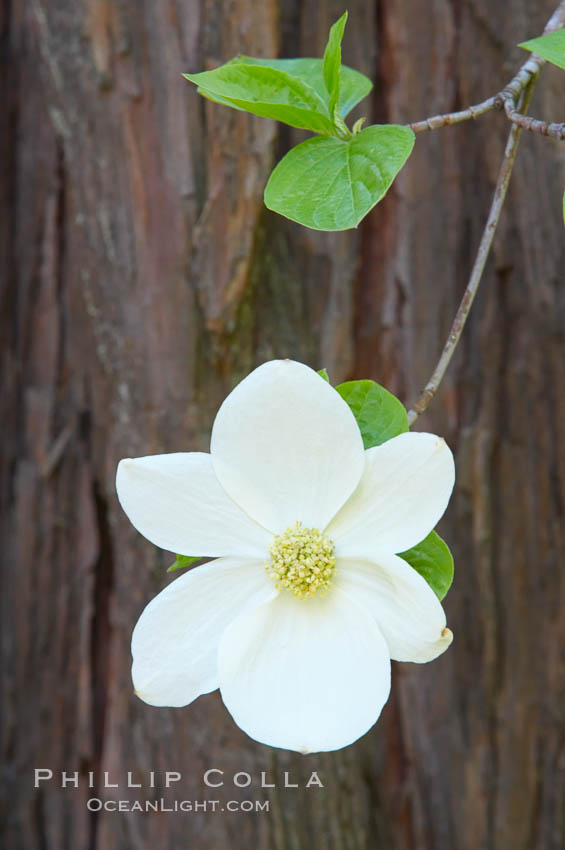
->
117, 359, 455, 753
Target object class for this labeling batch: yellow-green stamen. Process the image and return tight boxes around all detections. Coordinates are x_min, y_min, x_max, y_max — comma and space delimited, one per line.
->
267, 521, 336, 600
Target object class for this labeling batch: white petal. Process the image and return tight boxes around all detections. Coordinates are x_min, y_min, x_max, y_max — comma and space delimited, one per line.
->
337, 555, 453, 662
132, 558, 277, 707
218, 588, 391, 753
210, 360, 364, 533
327, 432, 455, 556
116, 452, 271, 557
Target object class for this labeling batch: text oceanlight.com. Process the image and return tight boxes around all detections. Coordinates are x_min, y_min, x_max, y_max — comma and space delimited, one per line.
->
86, 799, 270, 813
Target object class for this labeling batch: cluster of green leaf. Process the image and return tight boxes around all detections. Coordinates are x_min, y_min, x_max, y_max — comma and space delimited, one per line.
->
184, 12, 414, 231
184, 17, 564, 229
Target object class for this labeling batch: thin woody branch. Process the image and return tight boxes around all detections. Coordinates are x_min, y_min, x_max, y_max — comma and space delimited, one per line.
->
409, 96, 497, 134
409, 2, 565, 140
407, 84, 536, 424
501, 98, 565, 139
407, 1, 565, 424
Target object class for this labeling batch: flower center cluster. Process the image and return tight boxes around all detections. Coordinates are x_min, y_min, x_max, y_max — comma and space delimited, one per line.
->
267, 521, 336, 600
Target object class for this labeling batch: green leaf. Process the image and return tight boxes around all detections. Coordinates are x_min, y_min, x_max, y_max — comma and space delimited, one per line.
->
265, 124, 414, 231
209, 57, 372, 119
196, 86, 246, 111
323, 12, 348, 116
318, 368, 330, 382
168, 554, 201, 573
335, 379, 408, 448
184, 64, 336, 134
519, 27, 565, 70
398, 531, 454, 601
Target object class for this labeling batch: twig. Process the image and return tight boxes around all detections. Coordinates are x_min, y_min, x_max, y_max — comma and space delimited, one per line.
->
409, 96, 497, 134
407, 2, 565, 424
502, 98, 565, 139
407, 83, 535, 424
409, 2, 565, 140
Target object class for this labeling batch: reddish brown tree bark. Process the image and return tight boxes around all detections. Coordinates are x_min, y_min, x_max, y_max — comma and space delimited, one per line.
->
2, 1, 564, 848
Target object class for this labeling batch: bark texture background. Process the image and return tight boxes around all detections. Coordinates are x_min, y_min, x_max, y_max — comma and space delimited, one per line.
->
2, 1, 564, 848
